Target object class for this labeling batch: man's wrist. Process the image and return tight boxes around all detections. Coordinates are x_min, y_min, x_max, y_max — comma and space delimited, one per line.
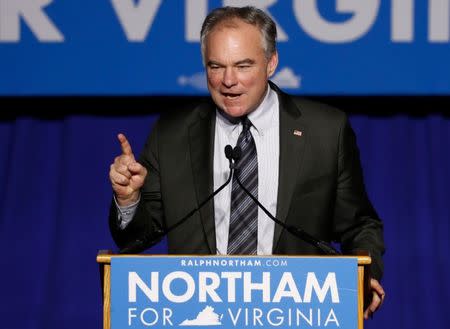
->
115, 192, 140, 207
114, 194, 140, 229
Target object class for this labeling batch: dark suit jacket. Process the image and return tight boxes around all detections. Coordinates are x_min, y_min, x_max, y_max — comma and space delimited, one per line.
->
109, 83, 385, 280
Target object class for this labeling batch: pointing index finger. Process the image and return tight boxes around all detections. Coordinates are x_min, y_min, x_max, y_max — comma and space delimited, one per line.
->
117, 133, 134, 156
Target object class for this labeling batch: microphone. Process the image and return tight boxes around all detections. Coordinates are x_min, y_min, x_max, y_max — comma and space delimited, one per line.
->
231, 146, 341, 256
119, 145, 236, 254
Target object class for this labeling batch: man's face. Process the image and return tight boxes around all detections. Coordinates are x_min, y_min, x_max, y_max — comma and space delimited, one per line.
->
204, 20, 278, 118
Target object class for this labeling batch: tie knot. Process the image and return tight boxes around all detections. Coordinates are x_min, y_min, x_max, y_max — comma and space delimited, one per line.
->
242, 116, 252, 133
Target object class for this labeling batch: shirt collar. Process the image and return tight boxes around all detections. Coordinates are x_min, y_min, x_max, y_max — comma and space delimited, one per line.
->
216, 84, 278, 136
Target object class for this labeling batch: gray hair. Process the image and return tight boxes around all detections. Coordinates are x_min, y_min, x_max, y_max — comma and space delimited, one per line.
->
200, 6, 277, 64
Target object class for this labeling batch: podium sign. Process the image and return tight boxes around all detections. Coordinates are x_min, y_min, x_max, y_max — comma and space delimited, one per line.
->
110, 256, 357, 329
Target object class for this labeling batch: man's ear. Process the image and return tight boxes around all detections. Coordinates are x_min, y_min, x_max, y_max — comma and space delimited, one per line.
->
267, 51, 279, 77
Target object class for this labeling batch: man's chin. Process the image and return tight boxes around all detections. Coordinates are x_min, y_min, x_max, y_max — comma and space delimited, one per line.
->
222, 106, 249, 118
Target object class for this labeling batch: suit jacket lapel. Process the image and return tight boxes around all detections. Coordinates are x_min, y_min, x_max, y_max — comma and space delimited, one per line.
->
272, 83, 308, 251
186, 85, 307, 254
188, 102, 217, 253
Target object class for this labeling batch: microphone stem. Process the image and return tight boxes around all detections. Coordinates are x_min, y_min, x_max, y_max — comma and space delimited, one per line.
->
164, 167, 233, 234
119, 169, 234, 254
234, 176, 340, 255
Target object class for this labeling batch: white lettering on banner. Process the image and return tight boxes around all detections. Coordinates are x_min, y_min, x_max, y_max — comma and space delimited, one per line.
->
128, 307, 137, 325
1, 0, 448, 44
293, 0, 380, 43
267, 308, 283, 326
199, 272, 222, 302
390, 0, 450, 42
141, 308, 158, 326
243, 272, 271, 302
129, 271, 340, 303
227, 308, 338, 326
163, 308, 174, 326
111, 0, 162, 41
299, 308, 315, 326
266, 259, 288, 267
325, 308, 340, 326
392, 0, 414, 42
303, 272, 340, 303
221, 272, 242, 302
162, 271, 195, 303
2, 0, 448, 44
272, 272, 302, 303
129, 271, 159, 302
128, 307, 173, 326
429, 0, 450, 42
180, 258, 262, 267
253, 308, 263, 326
0, 0, 63, 42
185, 0, 208, 42
228, 308, 242, 326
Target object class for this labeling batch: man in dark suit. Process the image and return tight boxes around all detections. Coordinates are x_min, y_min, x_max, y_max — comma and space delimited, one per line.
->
109, 6, 385, 319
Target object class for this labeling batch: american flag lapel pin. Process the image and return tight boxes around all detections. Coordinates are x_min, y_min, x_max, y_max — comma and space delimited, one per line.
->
293, 129, 302, 137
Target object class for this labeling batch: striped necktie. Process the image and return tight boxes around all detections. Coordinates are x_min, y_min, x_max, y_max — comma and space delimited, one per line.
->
227, 116, 258, 255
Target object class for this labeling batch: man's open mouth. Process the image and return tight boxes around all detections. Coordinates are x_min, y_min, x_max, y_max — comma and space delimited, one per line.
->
222, 92, 241, 99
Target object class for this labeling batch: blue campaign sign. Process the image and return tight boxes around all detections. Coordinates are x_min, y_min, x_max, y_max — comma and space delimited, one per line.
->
1, 0, 449, 96
111, 256, 358, 329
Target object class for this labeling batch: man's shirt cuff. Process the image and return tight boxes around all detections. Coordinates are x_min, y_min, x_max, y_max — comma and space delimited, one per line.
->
114, 195, 140, 229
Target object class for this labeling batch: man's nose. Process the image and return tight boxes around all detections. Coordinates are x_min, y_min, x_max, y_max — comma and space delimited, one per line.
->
222, 67, 238, 87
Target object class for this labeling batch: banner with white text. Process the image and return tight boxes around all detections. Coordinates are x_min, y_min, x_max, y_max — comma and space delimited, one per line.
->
111, 256, 358, 329
1, 0, 449, 95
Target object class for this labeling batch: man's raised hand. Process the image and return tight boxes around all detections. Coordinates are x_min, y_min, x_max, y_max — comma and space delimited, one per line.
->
109, 133, 147, 206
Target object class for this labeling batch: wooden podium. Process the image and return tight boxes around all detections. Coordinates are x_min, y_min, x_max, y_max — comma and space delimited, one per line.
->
97, 250, 371, 329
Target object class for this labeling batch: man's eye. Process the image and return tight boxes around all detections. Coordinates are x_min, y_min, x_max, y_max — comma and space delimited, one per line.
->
238, 65, 251, 69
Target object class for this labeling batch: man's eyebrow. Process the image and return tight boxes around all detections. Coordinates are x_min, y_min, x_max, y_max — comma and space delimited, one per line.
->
206, 60, 222, 66
206, 58, 256, 66
235, 59, 255, 65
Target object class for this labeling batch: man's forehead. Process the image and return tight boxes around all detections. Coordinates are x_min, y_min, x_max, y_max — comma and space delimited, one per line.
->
205, 21, 264, 51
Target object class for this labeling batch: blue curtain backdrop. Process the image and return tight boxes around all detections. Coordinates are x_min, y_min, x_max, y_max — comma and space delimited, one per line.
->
0, 110, 449, 329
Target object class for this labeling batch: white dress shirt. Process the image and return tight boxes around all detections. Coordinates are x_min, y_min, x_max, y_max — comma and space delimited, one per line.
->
213, 86, 280, 255
117, 85, 280, 255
